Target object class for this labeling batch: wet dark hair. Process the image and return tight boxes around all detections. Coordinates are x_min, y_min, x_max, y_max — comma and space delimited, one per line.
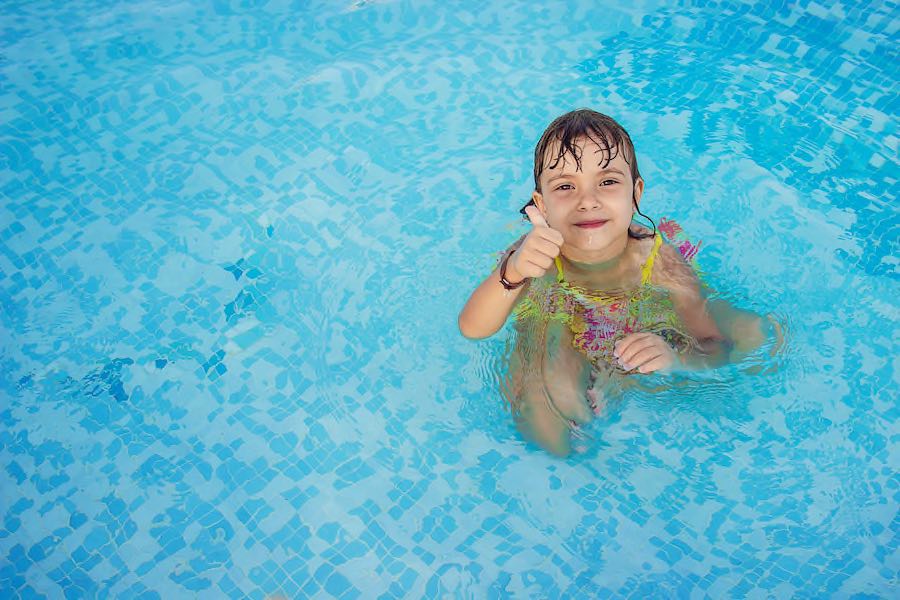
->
521, 108, 656, 239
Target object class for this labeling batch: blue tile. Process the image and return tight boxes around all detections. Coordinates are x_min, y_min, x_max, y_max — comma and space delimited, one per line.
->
0, 1, 897, 598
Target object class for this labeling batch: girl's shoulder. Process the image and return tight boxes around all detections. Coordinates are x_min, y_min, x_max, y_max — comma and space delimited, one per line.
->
657, 218, 702, 264
651, 218, 704, 290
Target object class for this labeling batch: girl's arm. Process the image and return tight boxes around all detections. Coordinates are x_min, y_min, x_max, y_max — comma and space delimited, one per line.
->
459, 206, 565, 339
654, 243, 733, 369
458, 238, 528, 339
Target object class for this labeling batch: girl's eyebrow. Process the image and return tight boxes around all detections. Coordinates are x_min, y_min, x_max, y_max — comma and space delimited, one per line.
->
595, 167, 626, 176
546, 174, 572, 183
546, 167, 625, 183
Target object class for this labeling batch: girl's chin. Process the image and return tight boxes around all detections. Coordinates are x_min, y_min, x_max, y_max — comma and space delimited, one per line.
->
563, 233, 615, 250
562, 230, 628, 255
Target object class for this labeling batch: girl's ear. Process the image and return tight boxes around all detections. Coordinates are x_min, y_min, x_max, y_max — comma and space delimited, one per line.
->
532, 190, 546, 216
633, 177, 645, 207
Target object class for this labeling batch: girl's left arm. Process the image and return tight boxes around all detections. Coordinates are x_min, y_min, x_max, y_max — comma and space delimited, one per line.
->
654, 244, 733, 370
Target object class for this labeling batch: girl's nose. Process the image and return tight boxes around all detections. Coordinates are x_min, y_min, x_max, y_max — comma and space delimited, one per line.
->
577, 189, 602, 210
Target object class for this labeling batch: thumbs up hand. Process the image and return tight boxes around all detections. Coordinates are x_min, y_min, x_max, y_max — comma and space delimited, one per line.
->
505, 205, 565, 283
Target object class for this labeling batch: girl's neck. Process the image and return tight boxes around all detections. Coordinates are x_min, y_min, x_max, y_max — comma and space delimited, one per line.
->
559, 252, 623, 276
559, 234, 630, 275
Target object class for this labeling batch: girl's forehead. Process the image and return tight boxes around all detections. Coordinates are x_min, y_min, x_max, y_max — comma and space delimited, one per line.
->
541, 138, 628, 174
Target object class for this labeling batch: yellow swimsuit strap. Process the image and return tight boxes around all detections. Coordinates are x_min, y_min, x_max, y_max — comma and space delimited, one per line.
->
641, 234, 663, 285
554, 233, 663, 285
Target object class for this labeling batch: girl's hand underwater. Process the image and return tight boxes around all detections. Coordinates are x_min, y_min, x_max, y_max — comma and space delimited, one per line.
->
613, 332, 678, 374
506, 205, 565, 283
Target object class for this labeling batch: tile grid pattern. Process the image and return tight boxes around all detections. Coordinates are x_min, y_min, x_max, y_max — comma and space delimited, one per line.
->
1, 0, 897, 597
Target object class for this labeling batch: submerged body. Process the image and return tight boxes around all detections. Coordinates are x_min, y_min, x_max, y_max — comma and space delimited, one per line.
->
502, 225, 768, 456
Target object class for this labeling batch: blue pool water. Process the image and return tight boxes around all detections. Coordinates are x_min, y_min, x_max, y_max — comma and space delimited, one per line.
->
1, 0, 898, 597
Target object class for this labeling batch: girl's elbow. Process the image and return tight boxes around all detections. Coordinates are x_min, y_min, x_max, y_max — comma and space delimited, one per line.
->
458, 315, 496, 340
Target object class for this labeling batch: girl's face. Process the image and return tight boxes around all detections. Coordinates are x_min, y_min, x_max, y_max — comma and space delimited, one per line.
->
532, 137, 644, 262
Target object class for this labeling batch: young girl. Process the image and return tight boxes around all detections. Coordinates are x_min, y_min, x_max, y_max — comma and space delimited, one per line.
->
459, 109, 768, 456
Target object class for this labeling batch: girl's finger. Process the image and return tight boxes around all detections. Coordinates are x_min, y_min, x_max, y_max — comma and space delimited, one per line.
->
621, 346, 664, 371
618, 345, 656, 369
531, 253, 554, 271
614, 333, 655, 360
637, 355, 671, 374
520, 256, 552, 275
529, 236, 562, 259
537, 226, 565, 246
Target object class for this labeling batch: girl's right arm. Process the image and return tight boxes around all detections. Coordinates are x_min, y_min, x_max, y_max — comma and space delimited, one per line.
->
458, 206, 564, 339
458, 241, 528, 339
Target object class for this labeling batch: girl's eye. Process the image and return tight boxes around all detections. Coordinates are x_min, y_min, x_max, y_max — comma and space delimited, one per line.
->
600, 179, 618, 186
556, 184, 574, 191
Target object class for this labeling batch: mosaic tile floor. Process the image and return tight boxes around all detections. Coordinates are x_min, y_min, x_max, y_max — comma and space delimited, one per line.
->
1, 0, 897, 597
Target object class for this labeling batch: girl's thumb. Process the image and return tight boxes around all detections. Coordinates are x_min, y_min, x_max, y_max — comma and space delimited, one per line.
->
525, 205, 548, 228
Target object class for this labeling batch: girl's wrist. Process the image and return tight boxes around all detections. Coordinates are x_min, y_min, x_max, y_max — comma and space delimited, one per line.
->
499, 249, 528, 289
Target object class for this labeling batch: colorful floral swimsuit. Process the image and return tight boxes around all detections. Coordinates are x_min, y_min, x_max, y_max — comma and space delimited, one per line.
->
514, 219, 700, 371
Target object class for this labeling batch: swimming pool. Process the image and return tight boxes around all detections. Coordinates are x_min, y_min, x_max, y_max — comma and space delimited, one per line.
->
1, 0, 897, 597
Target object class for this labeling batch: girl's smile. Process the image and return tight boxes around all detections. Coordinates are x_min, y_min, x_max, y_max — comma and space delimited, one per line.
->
574, 219, 608, 229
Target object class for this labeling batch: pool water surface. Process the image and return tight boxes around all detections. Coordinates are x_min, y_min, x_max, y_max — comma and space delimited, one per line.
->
1, 0, 897, 598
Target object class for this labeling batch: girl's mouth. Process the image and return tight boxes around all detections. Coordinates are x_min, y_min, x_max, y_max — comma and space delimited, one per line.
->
575, 220, 607, 229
